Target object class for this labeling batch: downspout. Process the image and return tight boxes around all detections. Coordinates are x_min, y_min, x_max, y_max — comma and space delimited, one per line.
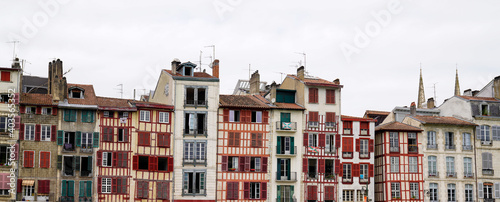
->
215, 106, 219, 202
172, 79, 177, 199
474, 125, 478, 202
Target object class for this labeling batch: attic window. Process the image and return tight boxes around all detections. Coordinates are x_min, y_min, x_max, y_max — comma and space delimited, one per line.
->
481, 104, 489, 116
184, 67, 192, 76
69, 88, 84, 99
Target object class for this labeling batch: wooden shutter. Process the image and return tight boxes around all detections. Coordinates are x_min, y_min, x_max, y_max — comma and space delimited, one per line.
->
235, 132, 240, 146
57, 130, 64, 145
251, 133, 256, 147
38, 180, 44, 193
325, 186, 334, 200
227, 182, 233, 199
319, 133, 325, 147
261, 182, 267, 199
112, 178, 117, 194
356, 139, 360, 152
97, 178, 102, 194
68, 181, 74, 197
228, 132, 234, 146
17, 179, 22, 193
309, 111, 318, 122
245, 156, 250, 172
113, 152, 118, 167
369, 139, 374, 152
478, 183, 484, 198
239, 157, 245, 172
335, 159, 340, 174
36, 106, 41, 114
304, 133, 309, 146
146, 133, 151, 146
262, 111, 269, 123
353, 164, 360, 177
93, 132, 99, 148
19, 123, 24, 140
369, 164, 374, 177
257, 133, 263, 147
133, 155, 138, 170
319, 159, 325, 173
243, 182, 250, 199
223, 109, 229, 122
335, 134, 341, 148
96, 151, 102, 166
222, 156, 228, 171
14, 144, 18, 160
261, 157, 268, 172
52, 107, 57, 115
76, 131, 81, 147
168, 157, 174, 172
165, 133, 171, 147
57, 155, 62, 169
149, 156, 158, 171
303, 158, 308, 173
495, 183, 500, 198
124, 128, 129, 142
51, 125, 56, 142
35, 124, 41, 141
79, 181, 85, 197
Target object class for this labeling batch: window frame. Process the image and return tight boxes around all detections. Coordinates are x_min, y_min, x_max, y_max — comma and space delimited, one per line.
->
140, 110, 151, 122
158, 111, 169, 123
391, 183, 401, 199
101, 178, 112, 194
390, 156, 399, 173
24, 124, 35, 141
40, 125, 51, 141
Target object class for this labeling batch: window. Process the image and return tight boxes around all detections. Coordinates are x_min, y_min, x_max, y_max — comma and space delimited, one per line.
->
325, 134, 335, 153
342, 137, 353, 158
81, 133, 93, 148
138, 156, 149, 170
390, 157, 399, 173
23, 184, 34, 198
482, 152, 493, 172
25, 106, 36, 114
23, 151, 34, 168
309, 133, 318, 147
157, 133, 171, 148
359, 164, 369, 181
481, 104, 489, 116
483, 183, 493, 199
428, 156, 437, 176
63, 156, 75, 176
250, 182, 260, 199
137, 181, 148, 199
446, 157, 455, 176
138, 133, 150, 146
69, 88, 83, 98
117, 128, 128, 142
79, 181, 92, 198
0, 117, 7, 133
116, 152, 128, 168
343, 190, 354, 201
102, 152, 112, 167
158, 157, 169, 171
326, 89, 335, 104
0, 95, 9, 104
308, 159, 318, 179
465, 184, 473, 202
80, 156, 92, 177
229, 110, 240, 122
157, 181, 170, 200
463, 132, 471, 146
325, 112, 336, 128
429, 183, 438, 201
447, 184, 456, 202
445, 132, 455, 149
184, 112, 206, 136
184, 141, 206, 164
40, 125, 51, 141
343, 121, 353, 134
119, 111, 128, 118
464, 157, 472, 177
0, 71, 10, 82
359, 139, 368, 158
40, 151, 50, 168
360, 122, 369, 135
389, 132, 399, 152
342, 163, 352, 182
103, 111, 112, 118
102, 178, 111, 193
227, 156, 238, 171
102, 127, 113, 142
479, 125, 491, 141
140, 110, 150, 122
41, 107, 52, 115
228, 132, 241, 147
25, 124, 35, 140
250, 157, 261, 172
409, 156, 418, 173
63, 109, 77, 122
308, 111, 319, 127
280, 185, 294, 201
427, 131, 436, 146
37, 180, 50, 196
0, 146, 9, 165
182, 170, 206, 195
159, 112, 169, 123
251, 111, 262, 123
410, 183, 419, 199
251, 133, 263, 147
408, 132, 417, 153
277, 136, 294, 154
63, 132, 75, 151
309, 88, 318, 103
81, 110, 94, 123
492, 126, 500, 141
277, 158, 291, 180
391, 183, 400, 199
325, 160, 335, 179
185, 87, 207, 106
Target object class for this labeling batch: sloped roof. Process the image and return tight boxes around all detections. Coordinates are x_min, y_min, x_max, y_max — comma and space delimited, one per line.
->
364, 110, 390, 116
20, 93, 55, 106
287, 75, 343, 88
67, 84, 97, 105
459, 96, 499, 102
273, 102, 305, 110
219, 95, 270, 109
375, 121, 422, 132
130, 100, 174, 110
409, 115, 477, 126
164, 70, 217, 79
97, 96, 135, 111
342, 115, 376, 122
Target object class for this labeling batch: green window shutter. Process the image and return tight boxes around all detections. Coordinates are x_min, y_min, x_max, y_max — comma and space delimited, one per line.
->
75, 156, 81, 171
291, 185, 294, 198
71, 110, 77, 122
57, 130, 64, 145
81, 111, 87, 123
277, 159, 281, 179
61, 180, 67, 196
291, 137, 295, 154
277, 137, 281, 154
183, 173, 188, 191
68, 181, 74, 197
79, 181, 85, 197
200, 172, 205, 190
76, 131, 82, 147
64, 110, 70, 122
277, 185, 281, 200
93, 132, 99, 148
57, 155, 62, 169
88, 156, 92, 171
87, 181, 92, 197
91, 112, 95, 123
287, 159, 291, 180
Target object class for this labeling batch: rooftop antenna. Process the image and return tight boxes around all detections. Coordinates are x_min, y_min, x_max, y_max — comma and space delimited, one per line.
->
295, 52, 306, 68
199, 50, 202, 72
274, 71, 286, 82
205, 56, 213, 68
116, 84, 123, 98
6, 41, 19, 59
431, 82, 438, 104
204, 45, 215, 64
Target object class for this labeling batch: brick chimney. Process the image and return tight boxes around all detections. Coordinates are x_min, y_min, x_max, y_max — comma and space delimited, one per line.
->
427, 98, 435, 109
410, 102, 416, 116
463, 89, 472, 96
171, 58, 181, 75
270, 82, 277, 103
212, 59, 219, 78
297, 66, 305, 80
250, 70, 260, 95
494, 76, 500, 99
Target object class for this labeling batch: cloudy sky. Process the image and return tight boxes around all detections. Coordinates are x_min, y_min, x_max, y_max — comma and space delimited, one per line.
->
1, 0, 499, 116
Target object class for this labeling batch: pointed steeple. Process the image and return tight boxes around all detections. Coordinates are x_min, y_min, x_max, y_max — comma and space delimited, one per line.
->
417, 68, 425, 108
454, 67, 460, 96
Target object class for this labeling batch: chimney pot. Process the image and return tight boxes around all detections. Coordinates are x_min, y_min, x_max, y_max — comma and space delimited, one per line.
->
250, 70, 260, 95
297, 66, 305, 80
427, 97, 435, 109
171, 58, 181, 75
410, 102, 417, 116
333, 78, 340, 85
212, 59, 219, 78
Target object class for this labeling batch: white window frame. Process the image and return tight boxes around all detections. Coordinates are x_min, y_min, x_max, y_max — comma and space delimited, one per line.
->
447, 184, 456, 202
41, 107, 52, 115
159, 112, 169, 123
250, 182, 260, 199
480, 125, 491, 141
102, 152, 112, 167
446, 156, 455, 173
41, 125, 51, 141
429, 183, 438, 201
140, 110, 150, 122
343, 190, 354, 202
463, 132, 472, 146
23, 185, 35, 197
464, 157, 472, 174
25, 106, 36, 114
389, 132, 399, 148
342, 164, 352, 181
102, 178, 111, 193
25, 124, 35, 140
360, 164, 368, 179
410, 182, 419, 199
81, 132, 93, 148
252, 111, 262, 123
390, 157, 399, 173
0, 117, 7, 132
360, 139, 368, 156
0, 145, 10, 165
428, 156, 437, 174
465, 184, 473, 201
391, 183, 400, 199
492, 125, 500, 141
309, 133, 318, 147
409, 156, 418, 173
427, 131, 436, 145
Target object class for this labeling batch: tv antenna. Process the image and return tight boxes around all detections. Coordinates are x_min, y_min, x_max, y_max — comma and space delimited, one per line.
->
116, 84, 123, 98
430, 82, 438, 104
295, 52, 306, 68
274, 71, 286, 82
204, 45, 215, 65
6, 41, 19, 59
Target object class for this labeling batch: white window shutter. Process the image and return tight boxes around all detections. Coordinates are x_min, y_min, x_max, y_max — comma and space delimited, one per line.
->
477, 126, 481, 139
495, 183, 500, 198
325, 135, 330, 151
478, 183, 484, 198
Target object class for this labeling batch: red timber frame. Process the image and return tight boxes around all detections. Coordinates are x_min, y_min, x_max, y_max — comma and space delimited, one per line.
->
303, 113, 340, 202
375, 131, 424, 202
217, 107, 270, 202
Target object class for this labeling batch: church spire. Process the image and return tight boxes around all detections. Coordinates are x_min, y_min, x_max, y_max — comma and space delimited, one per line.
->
417, 67, 425, 108
454, 67, 460, 96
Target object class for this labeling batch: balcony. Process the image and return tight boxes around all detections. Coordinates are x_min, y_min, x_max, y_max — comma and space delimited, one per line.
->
343, 152, 352, 158
390, 146, 400, 153
308, 121, 319, 128
325, 173, 336, 180
78, 197, 92, 202
360, 153, 369, 158
80, 145, 93, 153
445, 145, 456, 150
276, 172, 297, 181
276, 198, 297, 202
307, 172, 317, 179
184, 100, 207, 108
343, 128, 352, 134
427, 144, 438, 150
464, 172, 474, 178
360, 129, 368, 135
484, 199, 495, 202
342, 177, 352, 183
182, 158, 207, 166
184, 129, 207, 137
481, 140, 492, 146
276, 122, 297, 132
483, 169, 494, 176
408, 145, 418, 153
325, 122, 336, 129
462, 145, 473, 151
60, 196, 74, 202
428, 171, 439, 177
62, 143, 75, 152
276, 146, 296, 156
446, 172, 457, 178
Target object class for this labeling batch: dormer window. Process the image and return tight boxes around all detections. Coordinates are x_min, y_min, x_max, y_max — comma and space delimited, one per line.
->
69, 87, 84, 99
184, 66, 192, 76
481, 103, 489, 116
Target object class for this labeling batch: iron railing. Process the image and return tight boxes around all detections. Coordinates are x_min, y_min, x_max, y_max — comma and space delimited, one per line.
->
276, 172, 297, 181
276, 122, 297, 131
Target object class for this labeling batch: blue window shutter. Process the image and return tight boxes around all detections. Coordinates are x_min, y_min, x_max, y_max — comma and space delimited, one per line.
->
93, 132, 99, 148
291, 137, 295, 154
57, 130, 64, 145
76, 131, 81, 147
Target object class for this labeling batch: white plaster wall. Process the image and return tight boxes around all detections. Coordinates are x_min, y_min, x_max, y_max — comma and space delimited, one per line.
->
439, 97, 473, 121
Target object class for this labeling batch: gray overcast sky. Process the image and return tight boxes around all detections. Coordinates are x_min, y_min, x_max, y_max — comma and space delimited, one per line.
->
1, 0, 500, 116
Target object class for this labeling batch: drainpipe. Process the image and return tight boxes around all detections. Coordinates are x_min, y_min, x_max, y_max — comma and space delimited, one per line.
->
473, 126, 478, 202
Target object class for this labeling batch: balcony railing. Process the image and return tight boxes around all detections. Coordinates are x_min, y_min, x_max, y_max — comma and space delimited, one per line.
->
80, 145, 93, 153
276, 172, 297, 181
464, 172, 474, 178
390, 146, 400, 153
307, 172, 317, 179
184, 100, 207, 108
483, 169, 494, 175
427, 144, 438, 149
360, 129, 368, 135
276, 146, 296, 155
343, 152, 352, 158
184, 129, 207, 137
62, 143, 75, 152
360, 153, 369, 158
408, 145, 418, 153
462, 145, 473, 151
308, 121, 319, 128
325, 122, 336, 128
446, 172, 457, 177
428, 171, 439, 177
342, 177, 352, 183
484, 199, 495, 202
325, 174, 336, 180
481, 140, 492, 145
183, 157, 207, 166
276, 122, 297, 131
343, 128, 352, 134
60, 196, 75, 202
445, 145, 456, 150
276, 198, 297, 202
78, 197, 92, 202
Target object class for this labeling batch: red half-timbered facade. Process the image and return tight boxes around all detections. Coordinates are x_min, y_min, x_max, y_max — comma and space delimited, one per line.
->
374, 121, 424, 202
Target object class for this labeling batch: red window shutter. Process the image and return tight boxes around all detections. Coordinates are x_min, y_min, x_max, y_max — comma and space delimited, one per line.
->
369, 139, 374, 152
312, 186, 318, 200
167, 157, 173, 172
221, 156, 228, 171
261, 182, 267, 199
52, 107, 58, 115
17, 179, 22, 193
335, 159, 340, 174
112, 178, 117, 194
342, 137, 348, 153
149, 156, 157, 171
165, 133, 171, 148
20, 123, 24, 140
233, 182, 239, 199
29, 151, 34, 167
263, 111, 269, 123
228, 132, 234, 146
35, 124, 41, 141
223, 109, 229, 122
369, 164, 374, 177
356, 139, 360, 152
38, 180, 43, 193
146, 133, 151, 146
1, 71, 10, 81
303, 133, 309, 146
19, 105, 25, 114
335, 134, 340, 148
227, 182, 233, 199
319, 159, 325, 173
243, 182, 250, 199
319, 133, 325, 147
257, 133, 263, 147
51, 125, 56, 142
97, 177, 102, 193
23, 151, 29, 167
14, 144, 18, 160
244, 156, 250, 172
36, 106, 42, 114
303, 158, 308, 173
113, 152, 117, 167
132, 156, 138, 170
239, 157, 245, 172
261, 157, 268, 172
97, 151, 102, 166
353, 164, 360, 177
339, 163, 343, 177
235, 132, 240, 146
